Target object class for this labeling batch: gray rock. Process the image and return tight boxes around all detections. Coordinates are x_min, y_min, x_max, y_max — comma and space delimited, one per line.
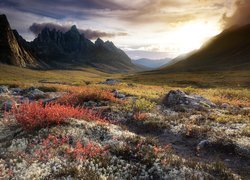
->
112, 90, 126, 99
163, 90, 215, 111
221, 103, 230, 109
10, 87, 22, 95
22, 87, 45, 99
101, 79, 120, 85
196, 140, 209, 151
0, 85, 9, 93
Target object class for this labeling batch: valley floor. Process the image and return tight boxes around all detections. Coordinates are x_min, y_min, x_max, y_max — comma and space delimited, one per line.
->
0, 64, 249, 179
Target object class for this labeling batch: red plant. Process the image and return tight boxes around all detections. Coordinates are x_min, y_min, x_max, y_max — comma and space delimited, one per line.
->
133, 112, 148, 121
10, 101, 105, 131
67, 141, 107, 160
34, 134, 107, 161
57, 88, 121, 106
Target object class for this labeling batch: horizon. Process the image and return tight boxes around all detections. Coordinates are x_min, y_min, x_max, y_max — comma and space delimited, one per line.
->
1, 0, 249, 59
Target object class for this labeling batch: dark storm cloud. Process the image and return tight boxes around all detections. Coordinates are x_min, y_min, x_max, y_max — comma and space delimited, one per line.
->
222, 0, 250, 29
1, 0, 225, 24
29, 23, 128, 39
1, 0, 129, 19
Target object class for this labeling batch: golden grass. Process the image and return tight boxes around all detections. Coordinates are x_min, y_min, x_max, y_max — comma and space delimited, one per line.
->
0, 64, 120, 87
0, 64, 249, 107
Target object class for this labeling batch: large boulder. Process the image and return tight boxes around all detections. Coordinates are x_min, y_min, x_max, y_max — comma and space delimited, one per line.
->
163, 90, 215, 111
21, 87, 45, 100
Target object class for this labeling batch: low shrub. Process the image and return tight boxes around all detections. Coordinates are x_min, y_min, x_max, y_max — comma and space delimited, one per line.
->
123, 98, 156, 113
133, 112, 148, 121
33, 134, 107, 162
57, 88, 120, 106
37, 86, 58, 92
67, 141, 107, 160
8, 101, 105, 131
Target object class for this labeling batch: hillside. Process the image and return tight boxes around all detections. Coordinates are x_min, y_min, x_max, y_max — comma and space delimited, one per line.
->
161, 24, 250, 72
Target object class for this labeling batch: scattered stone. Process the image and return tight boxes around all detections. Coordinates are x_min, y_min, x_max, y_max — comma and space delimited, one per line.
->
221, 103, 230, 109
101, 79, 120, 85
0, 85, 9, 93
112, 90, 126, 99
196, 140, 209, 151
10, 87, 22, 95
22, 88, 45, 100
163, 90, 215, 111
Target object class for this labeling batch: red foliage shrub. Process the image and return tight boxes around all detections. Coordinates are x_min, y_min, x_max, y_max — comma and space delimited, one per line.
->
67, 141, 107, 160
10, 101, 105, 131
34, 134, 107, 161
57, 88, 120, 106
133, 112, 148, 121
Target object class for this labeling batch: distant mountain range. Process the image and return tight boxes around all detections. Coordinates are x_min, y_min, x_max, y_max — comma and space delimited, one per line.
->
162, 24, 250, 72
0, 14, 139, 72
132, 58, 171, 69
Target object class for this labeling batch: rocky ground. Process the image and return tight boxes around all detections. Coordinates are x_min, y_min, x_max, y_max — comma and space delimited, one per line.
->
0, 84, 249, 179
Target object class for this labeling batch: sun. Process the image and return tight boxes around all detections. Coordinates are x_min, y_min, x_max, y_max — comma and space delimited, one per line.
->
164, 21, 221, 56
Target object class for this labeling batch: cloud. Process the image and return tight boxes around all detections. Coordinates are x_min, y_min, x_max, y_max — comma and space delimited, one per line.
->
29, 23, 128, 39
1, 0, 227, 25
222, 0, 250, 29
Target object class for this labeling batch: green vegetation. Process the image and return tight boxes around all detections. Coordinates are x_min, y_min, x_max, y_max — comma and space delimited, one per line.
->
123, 98, 156, 113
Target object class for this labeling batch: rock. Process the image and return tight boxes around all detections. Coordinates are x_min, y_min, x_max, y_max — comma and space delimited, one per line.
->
101, 79, 120, 85
10, 87, 22, 95
163, 90, 215, 111
21, 87, 35, 94
0, 85, 9, 93
196, 140, 209, 151
221, 103, 230, 109
112, 90, 126, 99
22, 87, 45, 99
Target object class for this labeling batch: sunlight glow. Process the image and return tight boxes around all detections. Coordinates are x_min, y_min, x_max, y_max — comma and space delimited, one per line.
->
164, 21, 221, 55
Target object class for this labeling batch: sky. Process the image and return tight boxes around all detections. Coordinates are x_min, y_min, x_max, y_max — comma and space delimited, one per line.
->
0, 0, 249, 59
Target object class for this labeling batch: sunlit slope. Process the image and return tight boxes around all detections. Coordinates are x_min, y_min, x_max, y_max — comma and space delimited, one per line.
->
162, 24, 250, 72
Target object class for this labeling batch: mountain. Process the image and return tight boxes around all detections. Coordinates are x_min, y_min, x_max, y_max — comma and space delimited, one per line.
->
0, 14, 138, 73
29, 25, 137, 72
162, 24, 250, 72
0, 14, 37, 68
132, 58, 171, 69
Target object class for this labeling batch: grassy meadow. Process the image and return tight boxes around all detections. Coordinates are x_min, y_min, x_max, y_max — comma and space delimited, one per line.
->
1, 64, 249, 107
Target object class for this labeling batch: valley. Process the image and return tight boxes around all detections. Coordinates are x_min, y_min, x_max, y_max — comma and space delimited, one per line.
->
0, 3, 250, 179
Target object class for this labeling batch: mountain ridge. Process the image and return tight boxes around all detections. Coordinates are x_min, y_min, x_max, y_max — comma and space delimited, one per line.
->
0, 14, 139, 72
132, 58, 171, 69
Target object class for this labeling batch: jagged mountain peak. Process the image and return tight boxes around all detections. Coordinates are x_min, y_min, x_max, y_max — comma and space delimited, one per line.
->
70, 25, 78, 31
0, 14, 37, 67
95, 37, 105, 46
0, 14, 8, 25
0, 14, 139, 72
